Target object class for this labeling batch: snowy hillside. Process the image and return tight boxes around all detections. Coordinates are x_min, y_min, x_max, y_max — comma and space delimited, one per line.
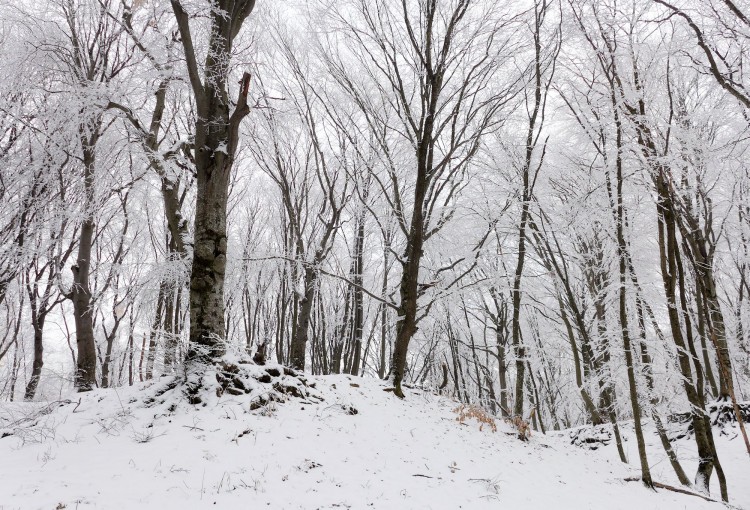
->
1, 373, 746, 510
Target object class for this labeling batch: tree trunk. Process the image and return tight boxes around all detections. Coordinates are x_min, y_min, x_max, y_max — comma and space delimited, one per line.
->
679, 214, 734, 400
290, 267, 317, 371
655, 170, 727, 500
558, 294, 601, 424
101, 329, 117, 388
23, 317, 45, 401
72, 129, 100, 392
170, 1, 255, 379
391, 168, 428, 397
617, 226, 650, 477
695, 287, 720, 398
163, 286, 181, 370
187, 163, 231, 365
349, 212, 366, 375
511, 198, 529, 417
145, 280, 168, 379
608, 109, 652, 486
490, 293, 510, 416
635, 300, 691, 486
378, 239, 391, 379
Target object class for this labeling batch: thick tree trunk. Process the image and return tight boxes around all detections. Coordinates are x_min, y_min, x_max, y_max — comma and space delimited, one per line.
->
72, 130, 100, 392
187, 166, 230, 364
72, 225, 97, 391
171, 1, 254, 380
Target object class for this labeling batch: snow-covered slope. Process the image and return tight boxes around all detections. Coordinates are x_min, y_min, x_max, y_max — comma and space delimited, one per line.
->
0, 373, 745, 509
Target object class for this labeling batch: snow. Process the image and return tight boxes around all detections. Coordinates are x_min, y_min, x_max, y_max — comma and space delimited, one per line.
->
0, 374, 746, 510
559, 415, 750, 509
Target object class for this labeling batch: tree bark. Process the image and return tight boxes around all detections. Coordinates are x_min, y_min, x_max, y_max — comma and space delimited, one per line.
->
348, 208, 366, 376
290, 267, 317, 371
655, 170, 727, 500
24, 318, 45, 401
170, 0, 255, 376
607, 101, 652, 486
72, 126, 101, 392
391, 127, 431, 397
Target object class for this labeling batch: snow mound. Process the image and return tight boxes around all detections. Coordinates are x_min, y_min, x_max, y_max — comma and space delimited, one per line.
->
0, 374, 735, 509
183, 358, 323, 407
567, 424, 613, 450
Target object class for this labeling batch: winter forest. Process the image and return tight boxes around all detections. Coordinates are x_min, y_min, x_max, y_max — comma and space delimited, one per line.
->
1, 0, 750, 508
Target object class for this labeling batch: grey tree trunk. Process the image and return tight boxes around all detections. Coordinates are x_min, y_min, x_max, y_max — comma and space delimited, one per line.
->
490, 288, 510, 416
145, 280, 168, 379
170, 0, 255, 379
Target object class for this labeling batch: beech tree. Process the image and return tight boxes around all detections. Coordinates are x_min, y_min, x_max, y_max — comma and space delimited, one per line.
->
0, 2, 748, 503
321, 0, 525, 397
169, 0, 256, 383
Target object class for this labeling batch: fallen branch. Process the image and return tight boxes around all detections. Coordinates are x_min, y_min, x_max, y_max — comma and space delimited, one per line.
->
623, 477, 716, 503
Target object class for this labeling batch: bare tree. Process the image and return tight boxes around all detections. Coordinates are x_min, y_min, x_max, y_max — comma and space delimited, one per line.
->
169, 0, 255, 386
322, 0, 523, 397
508, 0, 560, 419
36, 0, 134, 391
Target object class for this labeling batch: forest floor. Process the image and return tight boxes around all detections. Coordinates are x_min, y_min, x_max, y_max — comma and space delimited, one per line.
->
0, 370, 747, 509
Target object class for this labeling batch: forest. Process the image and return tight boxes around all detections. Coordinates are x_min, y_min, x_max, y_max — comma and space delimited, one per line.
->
1, 0, 750, 507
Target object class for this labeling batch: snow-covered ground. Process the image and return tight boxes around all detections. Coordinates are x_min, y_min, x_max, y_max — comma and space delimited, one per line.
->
0, 373, 747, 510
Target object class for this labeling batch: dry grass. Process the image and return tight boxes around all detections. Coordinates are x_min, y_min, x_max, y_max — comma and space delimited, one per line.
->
507, 415, 531, 441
